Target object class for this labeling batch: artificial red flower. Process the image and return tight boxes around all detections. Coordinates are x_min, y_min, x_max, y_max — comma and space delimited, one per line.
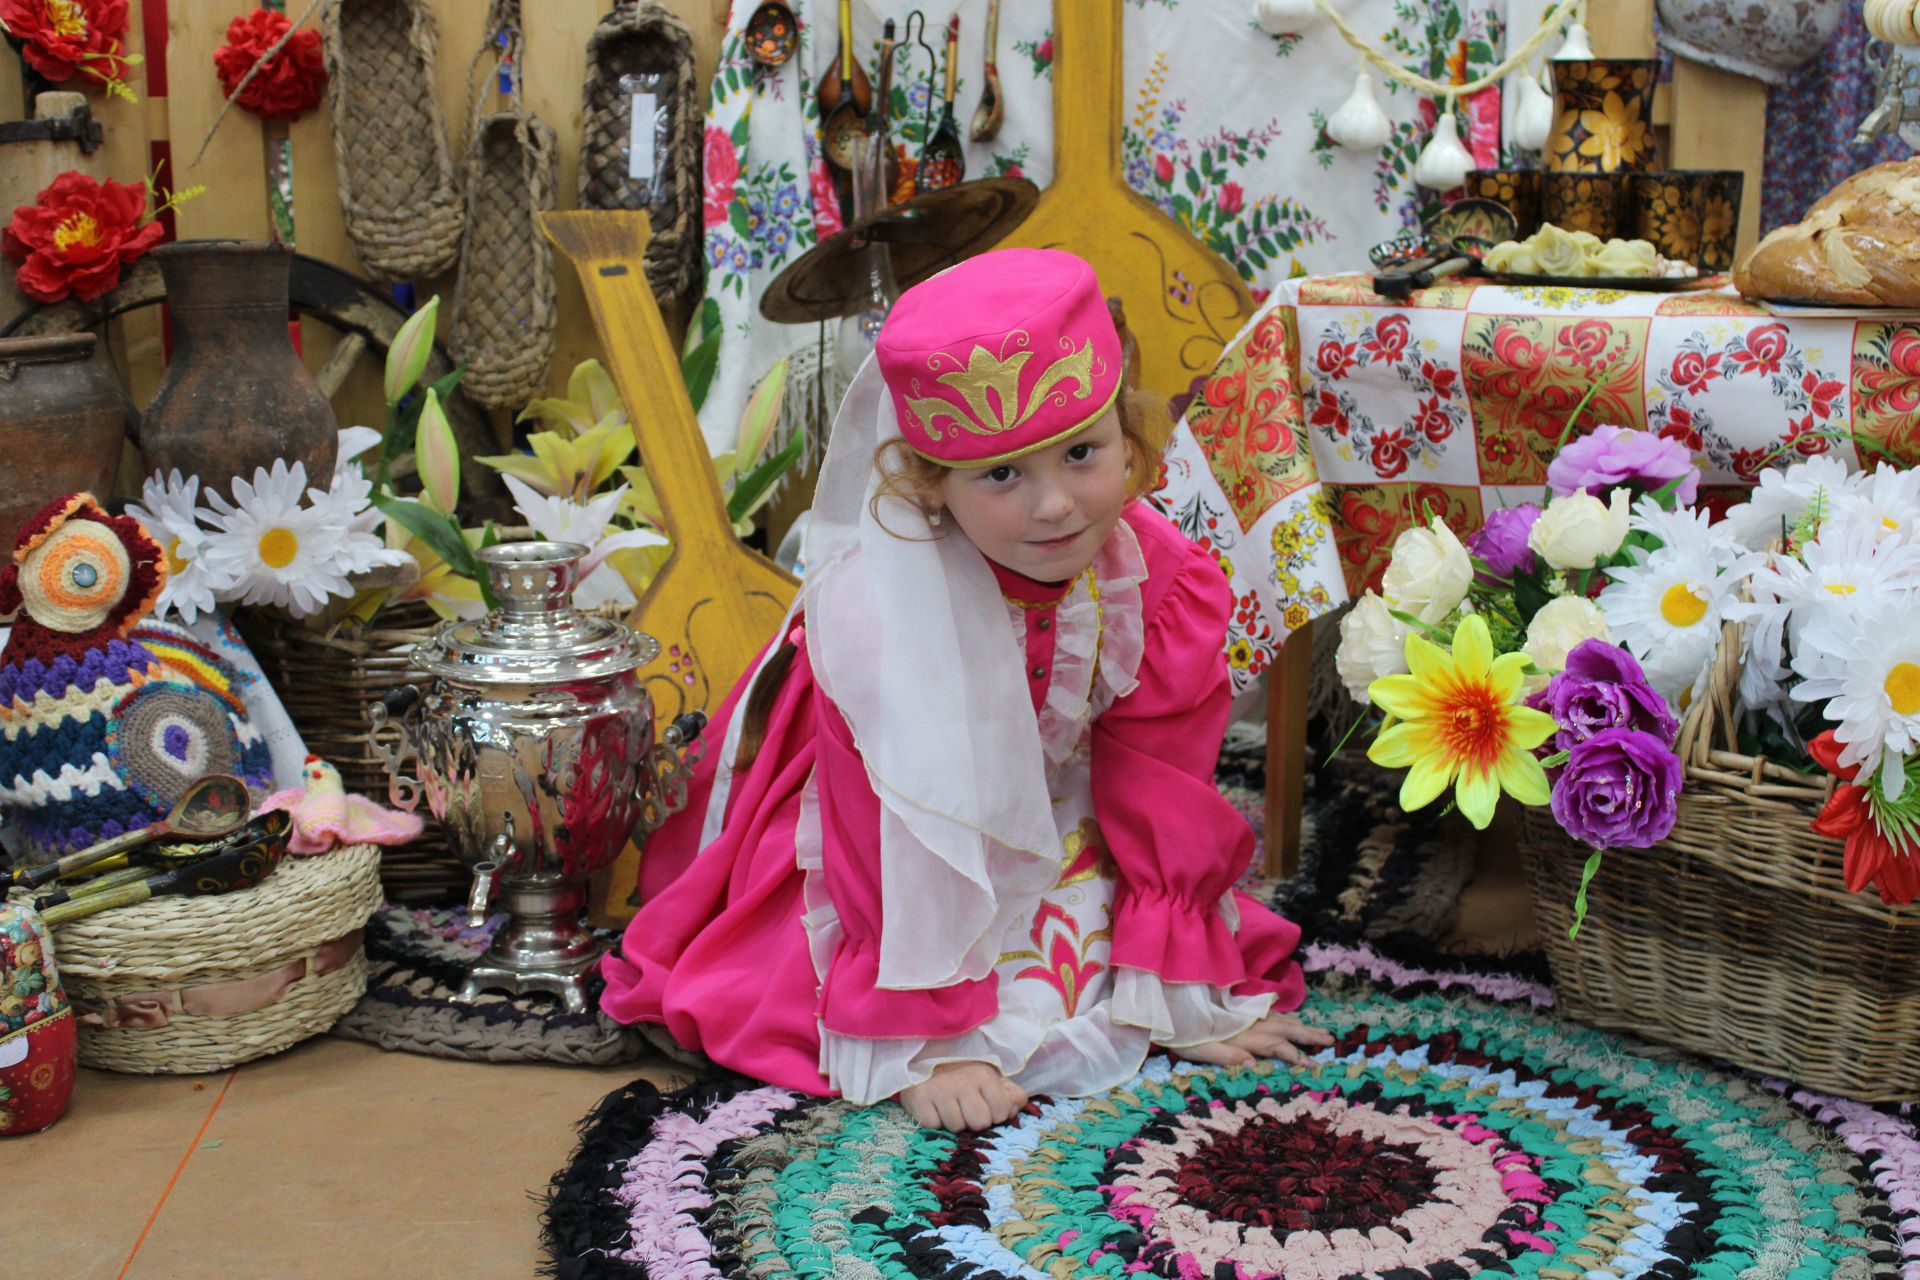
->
0, 0, 132, 87
1807, 730, 1920, 905
212, 7, 326, 121
3, 170, 164, 303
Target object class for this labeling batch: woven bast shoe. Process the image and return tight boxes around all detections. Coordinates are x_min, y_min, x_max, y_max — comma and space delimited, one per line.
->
320, 0, 464, 282
578, 3, 703, 312
449, 1, 558, 411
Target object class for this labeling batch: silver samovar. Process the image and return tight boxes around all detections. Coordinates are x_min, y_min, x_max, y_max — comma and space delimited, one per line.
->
368, 541, 703, 1012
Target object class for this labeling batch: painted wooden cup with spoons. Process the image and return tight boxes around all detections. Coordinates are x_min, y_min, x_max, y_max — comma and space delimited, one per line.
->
8, 773, 251, 888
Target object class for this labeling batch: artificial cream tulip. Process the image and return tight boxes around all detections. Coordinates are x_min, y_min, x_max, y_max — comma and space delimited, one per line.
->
1553, 20, 1596, 59
1326, 71, 1393, 149
414, 388, 460, 516
1510, 71, 1554, 152
1413, 110, 1476, 190
1335, 591, 1411, 702
384, 295, 440, 404
1252, 0, 1322, 35
1381, 519, 1474, 625
1529, 488, 1631, 571
1522, 595, 1611, 674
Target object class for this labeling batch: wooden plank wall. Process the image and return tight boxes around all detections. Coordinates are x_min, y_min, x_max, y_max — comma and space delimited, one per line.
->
3, 0, 731, 448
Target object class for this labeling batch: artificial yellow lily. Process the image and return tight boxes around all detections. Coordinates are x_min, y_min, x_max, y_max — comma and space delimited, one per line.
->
390, 530, 485, 622
476, 422, 634, 502
1365, 615, 1555, 830
518, 359, 626, 438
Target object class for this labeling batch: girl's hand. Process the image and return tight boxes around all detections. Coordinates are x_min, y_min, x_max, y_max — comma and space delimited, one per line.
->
1168, 1014, 1335, 1069
898, 1060, 1028, 1131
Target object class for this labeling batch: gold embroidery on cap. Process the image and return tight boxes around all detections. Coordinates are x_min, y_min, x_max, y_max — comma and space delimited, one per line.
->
906, 329, 1099, 440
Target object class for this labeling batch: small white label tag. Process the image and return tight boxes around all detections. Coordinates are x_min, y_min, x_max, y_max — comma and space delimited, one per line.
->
629, 92, 658, 181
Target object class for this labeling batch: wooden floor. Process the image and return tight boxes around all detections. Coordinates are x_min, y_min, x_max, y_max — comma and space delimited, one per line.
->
16, 1037, 689, 1279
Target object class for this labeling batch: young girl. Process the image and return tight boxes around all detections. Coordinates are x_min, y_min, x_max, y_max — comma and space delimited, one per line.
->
600, 248, 1325, 1131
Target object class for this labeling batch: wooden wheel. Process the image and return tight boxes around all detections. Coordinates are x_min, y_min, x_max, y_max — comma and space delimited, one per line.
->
3, 253, 506, 510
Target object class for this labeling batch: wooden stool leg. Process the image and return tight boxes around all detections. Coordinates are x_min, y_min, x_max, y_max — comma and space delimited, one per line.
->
1263, 626, 1313, 879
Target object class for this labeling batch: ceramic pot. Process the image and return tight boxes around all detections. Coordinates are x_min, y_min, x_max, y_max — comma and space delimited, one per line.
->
0, 334, 130, 550
1544, 171, 1627, 239
1657, 0, 1846, 86
1694, 170, 1746, 272
1547, 59, 1659, 174
1466, 169, 1542, 235
1629, 173, 1705, 263
140, 240, 336, 495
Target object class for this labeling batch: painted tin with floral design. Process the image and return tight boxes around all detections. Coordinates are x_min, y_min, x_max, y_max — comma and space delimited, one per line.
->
1547, 60, 1660, 174
0, 904, 76, 1135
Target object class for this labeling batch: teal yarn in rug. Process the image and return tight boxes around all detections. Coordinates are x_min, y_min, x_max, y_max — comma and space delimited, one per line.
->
543, 947, 1916, 1279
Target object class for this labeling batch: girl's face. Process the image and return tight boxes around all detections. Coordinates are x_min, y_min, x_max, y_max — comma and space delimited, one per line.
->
931, 406, 1129, 583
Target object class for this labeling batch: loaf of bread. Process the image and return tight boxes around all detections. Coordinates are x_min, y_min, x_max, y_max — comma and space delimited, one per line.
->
1736, 159, 1920, 306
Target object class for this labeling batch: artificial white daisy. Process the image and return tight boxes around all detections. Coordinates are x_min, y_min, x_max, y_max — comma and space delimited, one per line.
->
1598, 542, 1739, 708
1834, 461, 1920, 547
1626, 493, 1739, 570
1792, 591, 1920, 799
309, 428, 413, 577
502, 475, 667, 608
1722, 455, 1861, 550
1728, 510, 1920, 723
126, 469, 239, 624
199, 460, 353, 618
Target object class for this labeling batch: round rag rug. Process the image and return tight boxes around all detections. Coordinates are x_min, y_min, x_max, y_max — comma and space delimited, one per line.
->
542, 945, 1920, 1279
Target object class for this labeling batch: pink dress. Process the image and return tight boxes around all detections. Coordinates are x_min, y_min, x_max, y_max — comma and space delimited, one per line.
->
599, 503, 1306, 1102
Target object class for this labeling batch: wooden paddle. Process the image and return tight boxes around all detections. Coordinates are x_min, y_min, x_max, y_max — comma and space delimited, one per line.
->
997, 0, 1255, 402
542, 210, 798, 923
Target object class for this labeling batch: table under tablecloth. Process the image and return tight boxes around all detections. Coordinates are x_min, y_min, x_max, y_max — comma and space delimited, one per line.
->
1150, 275, 1920, 694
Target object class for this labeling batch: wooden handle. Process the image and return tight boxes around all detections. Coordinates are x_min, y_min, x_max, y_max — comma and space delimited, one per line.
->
1048, 0, 1121, 182
17, 823, 155, 888
985, 0, 1000, 50
944, 16, 960, 104
841, 0, 854, 80
43, 877, 159, 926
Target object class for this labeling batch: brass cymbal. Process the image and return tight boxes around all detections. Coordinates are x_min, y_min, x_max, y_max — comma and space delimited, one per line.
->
757, 175, 1039, 324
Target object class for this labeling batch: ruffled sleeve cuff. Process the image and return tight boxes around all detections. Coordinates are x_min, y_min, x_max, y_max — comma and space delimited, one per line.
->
1110, 886, 1249, 986
1108, 968, 1276, 1049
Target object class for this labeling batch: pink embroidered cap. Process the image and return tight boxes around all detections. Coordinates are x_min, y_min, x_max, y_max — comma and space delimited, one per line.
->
874, 247, 1121, 467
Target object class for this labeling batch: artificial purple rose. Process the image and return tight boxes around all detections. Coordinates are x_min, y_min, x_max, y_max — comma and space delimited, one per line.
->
1550, 727, 1683, 849
1528, 638, 1681, 753
1548, 424, 1700, 507
1467, 504, 1540, 579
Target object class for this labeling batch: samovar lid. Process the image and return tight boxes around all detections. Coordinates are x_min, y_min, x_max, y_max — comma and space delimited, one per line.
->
412, 541, 659, 682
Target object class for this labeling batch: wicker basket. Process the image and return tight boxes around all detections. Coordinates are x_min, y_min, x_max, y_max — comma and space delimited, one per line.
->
236, 603, 464, 899
1521, 625, 1920, 1101
22, 844, 384, 1074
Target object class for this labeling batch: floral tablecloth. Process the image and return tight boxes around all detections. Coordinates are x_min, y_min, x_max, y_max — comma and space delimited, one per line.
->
1147, 275, 1920, 693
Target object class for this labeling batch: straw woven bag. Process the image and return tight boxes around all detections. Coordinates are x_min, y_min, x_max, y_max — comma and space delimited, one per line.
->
1521, 624, 1920, 1102
21, 845, 383, 1074
320, 0, 464, 282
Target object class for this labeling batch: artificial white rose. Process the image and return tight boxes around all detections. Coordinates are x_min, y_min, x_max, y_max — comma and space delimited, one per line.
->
1521, 595, 1612, 674
1530, 488, 1631, 571
1380, 520, 1473, 625
1335, 591, 1410, 703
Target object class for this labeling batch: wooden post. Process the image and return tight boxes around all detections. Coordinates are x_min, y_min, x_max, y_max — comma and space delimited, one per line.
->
1263, 626, 1313, 878
1667, 61, 1769, 258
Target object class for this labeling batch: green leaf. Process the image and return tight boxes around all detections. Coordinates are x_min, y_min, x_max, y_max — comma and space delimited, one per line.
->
681, 329, 720, 413
1184, 167, 1202, 195
730, 113, 750, 146
1569, 849, 1605, 941
726, 430, 805, 525
698, 296, 721, 343
1513, 570, 1554, 627
372, 495, 481, 584
729, 203, 753, 241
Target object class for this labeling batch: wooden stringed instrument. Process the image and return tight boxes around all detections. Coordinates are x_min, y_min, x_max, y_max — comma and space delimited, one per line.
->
542, 210, 798, 923
817, 0, 873, 174
997, 0, 1254, 402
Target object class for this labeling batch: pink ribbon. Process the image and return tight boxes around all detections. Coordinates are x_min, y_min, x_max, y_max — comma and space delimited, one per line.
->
75, 930, 364, 1030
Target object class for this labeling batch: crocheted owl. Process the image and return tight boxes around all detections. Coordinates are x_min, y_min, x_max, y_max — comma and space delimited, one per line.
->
0, 494, 272, 859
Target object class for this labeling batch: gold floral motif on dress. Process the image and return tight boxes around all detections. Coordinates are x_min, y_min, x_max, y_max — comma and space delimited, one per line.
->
908, 331, 1099, 440
998, 901, 1113, 1019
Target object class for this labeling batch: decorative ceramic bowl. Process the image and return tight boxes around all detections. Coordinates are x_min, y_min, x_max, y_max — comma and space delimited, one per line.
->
1657, 0, 1846, 86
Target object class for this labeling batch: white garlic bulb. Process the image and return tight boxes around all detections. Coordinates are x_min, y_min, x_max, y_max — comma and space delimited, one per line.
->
1413, 111, 1476, 190
1553, 20, 1596, 60
1326, 71, 1393, 149
1252, 0, 1323, 35
1510, 71, 1554, 152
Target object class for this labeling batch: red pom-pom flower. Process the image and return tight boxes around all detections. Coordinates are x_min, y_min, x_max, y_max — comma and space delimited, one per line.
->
213, 7, 326, 121
2, 171, 165, 303
0, 0, 133, 88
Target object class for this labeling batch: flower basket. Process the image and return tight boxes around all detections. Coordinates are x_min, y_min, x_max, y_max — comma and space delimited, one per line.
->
14, 844, 383, 1074
235, 603, 465, 899
1521, 625, 1920, 1102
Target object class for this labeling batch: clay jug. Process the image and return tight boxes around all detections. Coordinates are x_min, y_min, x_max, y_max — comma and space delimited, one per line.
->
140, 240, 336, 494
0, 334, 130, 550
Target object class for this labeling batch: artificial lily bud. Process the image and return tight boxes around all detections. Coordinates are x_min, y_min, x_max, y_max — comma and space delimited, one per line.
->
415, 388, 460, 516
384, 295, 440, 405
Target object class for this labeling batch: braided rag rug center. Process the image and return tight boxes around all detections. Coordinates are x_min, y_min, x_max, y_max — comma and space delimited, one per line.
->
541, 943, 1920, 1279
